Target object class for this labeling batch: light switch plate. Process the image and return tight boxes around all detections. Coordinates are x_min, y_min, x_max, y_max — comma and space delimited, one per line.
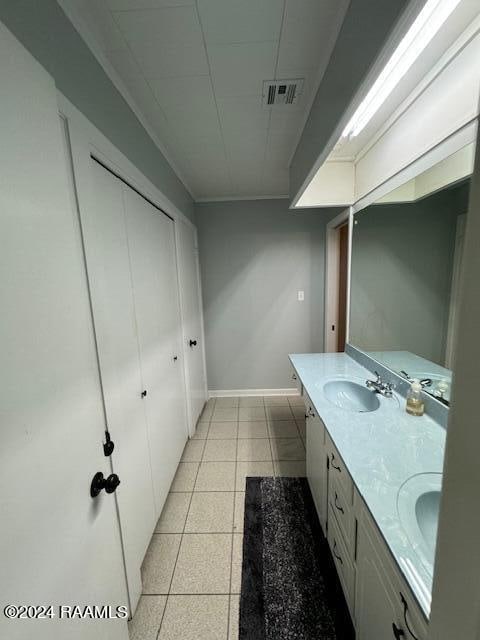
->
298, 290, 305, 301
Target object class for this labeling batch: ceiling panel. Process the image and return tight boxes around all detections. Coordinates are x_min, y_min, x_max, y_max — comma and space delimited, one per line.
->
262, 167, 289, 194
217, 96, 271, 134
79, 0, 127, 51
166, 105, 220, 137
264, 132, 296, 169
149, 75, 217, 122
167, 127, 225, 156
66, 0, 350, 199
113, 6, 203, 46
130, 42, 209, 77
224, 129, 268, 158
277, 0, 343, 72
183, 156, 233, 198
269, 107, 305, 135
197, 0, 284, 44
148, 75, 211, 108
208, 42, 277, 98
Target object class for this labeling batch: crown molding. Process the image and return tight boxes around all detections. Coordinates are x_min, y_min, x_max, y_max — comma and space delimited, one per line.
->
195, 194, 290, 203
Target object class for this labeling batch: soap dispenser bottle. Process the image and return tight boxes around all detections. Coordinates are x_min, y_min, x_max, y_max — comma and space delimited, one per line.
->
406, 379, 424, 416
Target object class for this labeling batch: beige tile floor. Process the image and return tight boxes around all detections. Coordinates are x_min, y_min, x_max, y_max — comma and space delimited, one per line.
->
128, 394, 306, 640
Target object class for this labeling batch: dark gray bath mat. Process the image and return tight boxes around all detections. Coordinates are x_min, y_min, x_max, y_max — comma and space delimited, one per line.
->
239, 477, 355, 640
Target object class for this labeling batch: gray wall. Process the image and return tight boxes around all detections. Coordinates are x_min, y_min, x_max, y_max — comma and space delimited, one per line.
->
195, 199, 339, 391
0, 1, 194, 222
290, 0, 408, 202
349, 183, 470, 365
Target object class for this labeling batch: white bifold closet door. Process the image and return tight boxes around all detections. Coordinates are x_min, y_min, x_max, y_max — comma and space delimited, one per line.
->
176, 221, 207, 433
122, 187, 187, 514
87, 161, 187, 613
89, 163, 157, 611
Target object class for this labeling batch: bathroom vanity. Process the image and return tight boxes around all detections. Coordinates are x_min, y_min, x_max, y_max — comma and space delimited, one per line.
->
290, 352, 446, 640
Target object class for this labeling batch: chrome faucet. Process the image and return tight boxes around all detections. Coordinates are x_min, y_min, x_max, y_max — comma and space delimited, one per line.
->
366, 372, 394, 397
400, 370, 432, 388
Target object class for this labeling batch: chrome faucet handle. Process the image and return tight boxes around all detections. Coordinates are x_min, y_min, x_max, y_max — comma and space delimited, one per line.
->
384, 381, 395, 396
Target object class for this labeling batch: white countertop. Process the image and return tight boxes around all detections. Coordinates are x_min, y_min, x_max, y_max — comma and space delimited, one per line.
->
289, 352, 446, 618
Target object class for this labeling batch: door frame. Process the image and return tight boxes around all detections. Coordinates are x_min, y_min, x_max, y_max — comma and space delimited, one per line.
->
324, 207, 352, 352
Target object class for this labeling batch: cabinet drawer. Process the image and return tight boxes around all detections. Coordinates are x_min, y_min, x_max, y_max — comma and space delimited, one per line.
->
328, 503, 355, 619
326, 435, 353, 503
329, 475, 355, 560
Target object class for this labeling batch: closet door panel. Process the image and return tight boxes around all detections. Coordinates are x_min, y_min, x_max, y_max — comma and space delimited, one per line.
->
89, 162, 156, 611
123, 188, 187, 515
177, 221, 207, 433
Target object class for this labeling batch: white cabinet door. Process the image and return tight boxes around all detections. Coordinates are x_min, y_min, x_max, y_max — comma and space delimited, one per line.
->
123, 189, 188, 516
0, 23, 128, 640
88, 161, 157, 612
176, 221, 207, 434
355, 517, 404, 640
305, 406, 327, 531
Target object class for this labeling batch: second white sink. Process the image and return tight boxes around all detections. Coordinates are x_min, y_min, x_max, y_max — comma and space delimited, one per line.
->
397, 472, 443, 576
323, 380, 380, 413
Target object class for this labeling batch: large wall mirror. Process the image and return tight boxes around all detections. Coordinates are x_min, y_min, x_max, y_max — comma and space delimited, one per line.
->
349, 142, 475, 406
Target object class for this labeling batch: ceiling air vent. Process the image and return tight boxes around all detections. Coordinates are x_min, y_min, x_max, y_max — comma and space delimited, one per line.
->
262, 79, 304, 107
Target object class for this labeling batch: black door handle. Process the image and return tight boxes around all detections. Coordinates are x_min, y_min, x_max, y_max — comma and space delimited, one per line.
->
330, 453, 341, 472
334, 492, 344, 514
189, 339, 197, 347
392, 623, 405, 638
90, 472, 121, 498
141, 390, 147, 398
103, 431, 114, 457
332, 540, 343, 564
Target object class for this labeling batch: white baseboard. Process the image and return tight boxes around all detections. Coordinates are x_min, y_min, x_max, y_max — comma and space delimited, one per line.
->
208, 388, 300, 398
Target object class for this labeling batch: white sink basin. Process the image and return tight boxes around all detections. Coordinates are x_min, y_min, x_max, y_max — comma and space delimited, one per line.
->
397, 473, 442, 576
323, 380, 380, 413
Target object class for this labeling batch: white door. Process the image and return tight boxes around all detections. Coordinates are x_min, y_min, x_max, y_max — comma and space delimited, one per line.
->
123, 189, 188, 515
87, 161, 157, 612
0, 23, 128, 640
176, 221, 207, 434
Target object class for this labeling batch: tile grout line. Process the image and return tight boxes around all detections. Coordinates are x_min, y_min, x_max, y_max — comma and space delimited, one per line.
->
147, 592, 242, 597
153, 531, 239, 536
155, 399, 216, 640
228, 404, 240, 638
226, 432, 235, 636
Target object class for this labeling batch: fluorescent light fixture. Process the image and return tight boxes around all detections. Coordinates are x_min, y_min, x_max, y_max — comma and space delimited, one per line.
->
342, 0, 462, 138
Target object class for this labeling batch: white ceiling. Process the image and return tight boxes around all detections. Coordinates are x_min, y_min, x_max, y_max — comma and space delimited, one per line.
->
61, 0, 349, 200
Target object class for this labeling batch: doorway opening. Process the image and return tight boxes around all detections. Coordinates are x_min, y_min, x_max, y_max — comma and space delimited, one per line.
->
324, 210, 350, 353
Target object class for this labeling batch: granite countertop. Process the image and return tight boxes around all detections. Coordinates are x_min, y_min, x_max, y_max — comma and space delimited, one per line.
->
289, 352, 446, 618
